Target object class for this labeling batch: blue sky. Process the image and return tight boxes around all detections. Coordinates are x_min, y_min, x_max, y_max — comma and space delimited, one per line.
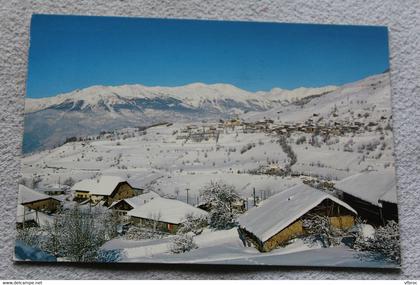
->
26, 14, 389, 98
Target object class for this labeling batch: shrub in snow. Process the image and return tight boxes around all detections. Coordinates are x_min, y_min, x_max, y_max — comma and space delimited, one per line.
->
34, 206, 118, 262
63, 177, 75, 187
16, 227, 43, 250
240, 143, 255, 154
170, 233, 197, 254
178, 214, 207, 235
200, 181, 240, 230
353, 220, 400, 263
277, 136, 297, 173
296, 135, 306, 145
56, 206, 107, 262
124, 226, 168, 240
302, 214, 344, 247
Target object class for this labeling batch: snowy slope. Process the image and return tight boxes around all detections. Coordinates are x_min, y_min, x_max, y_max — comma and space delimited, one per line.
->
242, 72, 392, 123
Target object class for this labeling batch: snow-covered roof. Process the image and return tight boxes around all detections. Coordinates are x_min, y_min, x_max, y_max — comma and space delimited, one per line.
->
378, 187, 398, 204
238, 183, 356, 243
127, 197, 208, 224
335, 170, 397, 206
18, 184, 58, 205
109, 191, 160, 209
71, 176, 127, 196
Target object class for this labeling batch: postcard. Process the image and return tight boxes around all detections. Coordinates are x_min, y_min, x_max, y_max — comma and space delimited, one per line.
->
16, 14, 399, 268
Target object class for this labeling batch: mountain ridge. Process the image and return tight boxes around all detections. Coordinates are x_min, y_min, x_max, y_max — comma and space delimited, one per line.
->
25, 82, 337, 114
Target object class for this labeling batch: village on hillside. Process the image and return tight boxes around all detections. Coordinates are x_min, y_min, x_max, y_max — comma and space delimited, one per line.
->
16, 72, 400, 267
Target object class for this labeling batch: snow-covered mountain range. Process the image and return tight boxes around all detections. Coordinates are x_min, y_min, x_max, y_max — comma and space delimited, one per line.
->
25, 83, 336, 114
23, 83, 336, 153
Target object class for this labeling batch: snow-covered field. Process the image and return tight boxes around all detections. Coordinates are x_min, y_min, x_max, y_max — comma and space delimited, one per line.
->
22, 123, 304, 203
101, 228, 397, 268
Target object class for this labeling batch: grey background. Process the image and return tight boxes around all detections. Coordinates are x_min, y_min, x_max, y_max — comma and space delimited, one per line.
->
0, 0, 419, 279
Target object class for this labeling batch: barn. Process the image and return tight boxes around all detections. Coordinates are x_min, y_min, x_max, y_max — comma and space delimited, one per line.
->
71, 176, 137, 206
238, 183, 357, 252
334, 169, 398, 225
108, 190, 160, 217
127, 197, 208, 234
18, 184, 60, 213
17, 184, 61, 227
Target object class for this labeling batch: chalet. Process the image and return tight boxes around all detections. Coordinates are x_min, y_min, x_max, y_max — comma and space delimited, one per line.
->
17, 185, 61, 227
378, 188, 398, 222
238, 183, 357, 252
18, 184, 60, 213
108, 190, 160, 217
128, 197, 208, 234
224, 119, 241, 128
278, 128, 288, 135
72, 176, 136, 206
186, 124, 198, 130
334, 169, 398, 225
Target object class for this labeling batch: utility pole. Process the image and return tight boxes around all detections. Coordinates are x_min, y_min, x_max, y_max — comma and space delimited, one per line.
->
186, 188, 190, 205
253, 187, 256, 207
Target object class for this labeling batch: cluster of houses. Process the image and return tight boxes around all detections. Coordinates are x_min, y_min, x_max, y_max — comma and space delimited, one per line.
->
17, 175, 208, 235
176, 116, 387, 144
16, 169, 398, 253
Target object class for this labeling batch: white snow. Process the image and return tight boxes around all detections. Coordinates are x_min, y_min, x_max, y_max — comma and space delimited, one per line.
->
379, 187, 398, 204
238, 183, 356, 243
127, 197, 208, 224
335, 169, 397, 206
101, 228, 396, 268
360, 224, 375, 240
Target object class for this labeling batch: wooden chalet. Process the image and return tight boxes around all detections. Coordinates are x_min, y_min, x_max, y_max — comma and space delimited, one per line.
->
72, 176, 137, 206
127, 197, 208, 234
17, 185, 61, 227
335, 169, 398, 225
18, 184, 60, 213
238, 184, 357, 252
